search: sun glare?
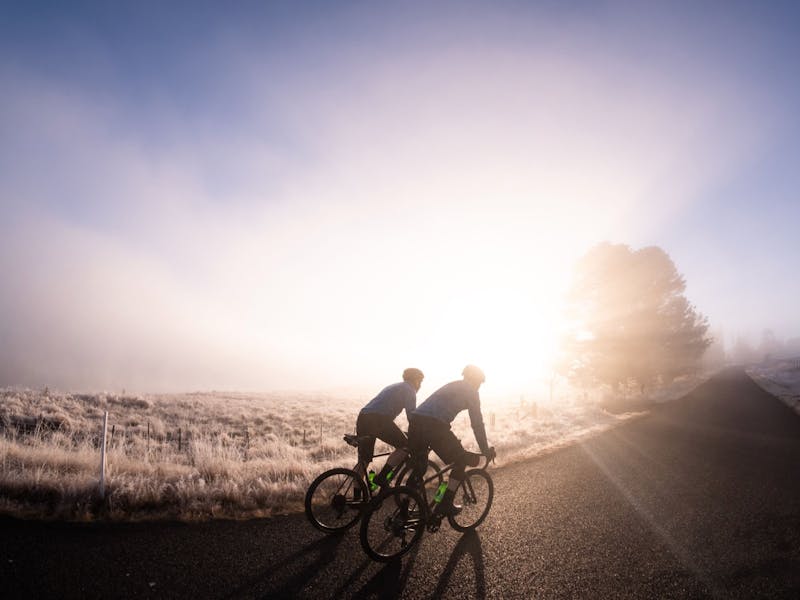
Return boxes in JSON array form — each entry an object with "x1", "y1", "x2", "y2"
[{"x1": 417, "y1": 285, "x2": 563, "y2": 398}]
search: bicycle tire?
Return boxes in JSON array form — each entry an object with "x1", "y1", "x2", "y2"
[
  {"x1": 305, "y1": 467, "x2": 368, "y2": 533},
  {"x1": 360, "y1": 485, "x2": 425, "y2": 562},
  {"x1": 447, "y1": 468, "x2": 493, "y2": 532},
  {"x1": 394, "y1": 458, "x2": 443, "y2": 498}
]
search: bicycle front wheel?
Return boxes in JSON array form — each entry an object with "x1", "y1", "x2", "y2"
[
  {"x1": 360, "y1": 485, "x2": 425, "y2": 562},
  {"x1": 305, "y1": 467, "x2": 367, "y2": 533},
  {"x1": 448, "y1": 468, "x2": 494, "y2": 532}
]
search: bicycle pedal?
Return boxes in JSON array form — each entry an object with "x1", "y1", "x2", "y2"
[{"x1": 427, "y1": 515, "x2": 443, "y2": 533}]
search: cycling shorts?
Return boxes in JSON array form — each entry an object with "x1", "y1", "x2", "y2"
[
  {"x1": 355, "y1": 412, "x2": 408, "y2": 463},
  {"x1": 407, "y1": 413, "x2": 466, "y2": 466}
]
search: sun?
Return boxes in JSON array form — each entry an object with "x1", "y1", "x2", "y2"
[{"x1": 417, "y1": 287, "x2": 563, "y2": 397}]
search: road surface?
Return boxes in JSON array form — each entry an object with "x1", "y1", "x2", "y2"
[{"x1": 2, "y1": 367, "x2": 799, "y2": 598}]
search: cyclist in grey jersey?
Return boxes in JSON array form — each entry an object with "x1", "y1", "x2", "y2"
[
  {"x1": 356, "y1": 368, "x2": 424, "y2": 487},
  {"x1": 360, "y1": 381, "x2": 417, "y2": 419},
  {"x1": 412, "y1": 381, "x2": 490, "y2": 452},
  {"x1": 409, "y1": 365, "x2": 495, "y2": 516}
]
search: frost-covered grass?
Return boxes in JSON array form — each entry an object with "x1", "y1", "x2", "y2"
[
  {"x1": 747, "y1": 358, "x2": 800, "y2": 414},
  {"x1": 0, "y1": 389, "x2": 357, "y2": 520},
  {"x1": 0, "y1": 379, "x2": 703, "y2": 521}
]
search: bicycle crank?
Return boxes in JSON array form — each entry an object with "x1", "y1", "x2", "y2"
[{"x1": 427, "y1": 514, "x2": 443, "y2": 533}]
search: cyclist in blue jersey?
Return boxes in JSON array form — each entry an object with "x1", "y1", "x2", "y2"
[
  {"x1": 355, "y1": 367, "x2": 425, "y2": 488},
  {"x1": 408, "y1": 365, "x2": 496, "y2": 516}
]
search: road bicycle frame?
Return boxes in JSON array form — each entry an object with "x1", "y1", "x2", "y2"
[{"x1": 396, "y1": 453, "x2": 493, "y2": 531}]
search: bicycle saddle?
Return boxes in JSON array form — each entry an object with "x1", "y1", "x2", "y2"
[{"x1": 343, "y1": 433, "x2": 373, "y2": 447}]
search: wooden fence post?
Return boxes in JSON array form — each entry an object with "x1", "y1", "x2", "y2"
[
  {"x1": 178, "y1": 427, "x2": 182, "y2": 452},
  {"x1": 99, "y1": 411, "x2": 109, "y2": 499},
  {"x1": 146, "y1": 421, "x2": 150, "y2": 460}
]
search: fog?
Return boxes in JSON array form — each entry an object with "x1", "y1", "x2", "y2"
[{"x1": 1, "y1": 2, "x2": 798, "y2": 393}]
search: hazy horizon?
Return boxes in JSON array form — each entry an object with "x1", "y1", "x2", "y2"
[{"x1": 2, "y1": 2, "x2": 799, "y2": 394}]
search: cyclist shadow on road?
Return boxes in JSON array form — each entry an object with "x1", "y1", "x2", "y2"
[
  {"x1": 432, "y1": 530, "x2": 486, "y2": 599},
  {"x1": 348, "y1": 544, "x2": 421, "y2": 599},
  {"x1": 348, "y1": 530, "x2": 485, "y2": 599},
  {"x1": 225, "y1": 533, "x2": 347, "y2": 599}
]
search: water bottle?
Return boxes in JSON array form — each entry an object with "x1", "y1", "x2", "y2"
[{"x1": 434, "y1": 481, "x2": 448, "y2": 503}]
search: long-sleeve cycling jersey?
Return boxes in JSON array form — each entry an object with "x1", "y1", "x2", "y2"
[
  {"x1": 359, "y1": 381, "x2": 417, "y2": 420},
  {"x1": 412, "y1": 380, "x2": 489, "y2": 453}
]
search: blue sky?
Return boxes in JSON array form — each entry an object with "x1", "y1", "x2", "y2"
[{"x1": 1, "y1": 1, "x2": 798, "y2": 393}]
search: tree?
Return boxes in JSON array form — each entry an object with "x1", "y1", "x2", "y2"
[
  {"x1": 560, "y1": 242, "x2": 711, "y2": 395},
  {"x1": 702, "y1": 327, "x2": 727, "y2": 371},
  {"x1": 758, "y1": 329, "x2": 784, "y2": 363},
  {"x1": 730, "y1": 335, "x2": 758, "y2": 365}
]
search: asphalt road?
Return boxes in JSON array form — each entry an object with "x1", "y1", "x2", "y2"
[{"x1": 2, "y1": 367, "x2": 799, "y2": 599}]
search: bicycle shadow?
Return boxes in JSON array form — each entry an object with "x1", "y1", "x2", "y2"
[
  {"x1": 224, "y1": 532, "x2": 347, "y2": 599},
  {"x1": 432, "y1": 530, "x2": 486, "y2": 599},
  {"x1": 342, "y1": 527, "x2": 486, "y2": 599},
  {"x1": 348, "y1": 543, "x2": 421, "y2": 599}
]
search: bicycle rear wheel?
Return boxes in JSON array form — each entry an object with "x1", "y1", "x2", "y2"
[
  {"x1": 360, "y1": 486, "x2": 425, "y2": 562},
  {"x1": 447, "y1": 468, "x2": 494, "y2": 532},
  {"x1": 305, "y1": 467, "x2": 368, "y2": 533}
]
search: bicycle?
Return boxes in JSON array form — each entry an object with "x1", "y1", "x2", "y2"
[
  {"x1": 305, "y1": 433, "x2": 443, "y2": 534},
  {"x1": 359, "y1": 451, "x2": 494, "y2": 562}
]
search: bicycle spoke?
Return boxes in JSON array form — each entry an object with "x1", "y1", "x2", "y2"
[
  {"x1": 448, "y1": 469, "x2": 493, "y2": 532},
  {"x1": 305, "y1": 468, "x2": 366, "y2": 533},
  {"x1": 360, "y1": 486, "x2": 425, "y2": 561}
]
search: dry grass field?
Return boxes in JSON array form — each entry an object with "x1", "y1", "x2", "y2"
[{"x1": 0, "y1": 383, "x2": 680, "y2": 521}]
